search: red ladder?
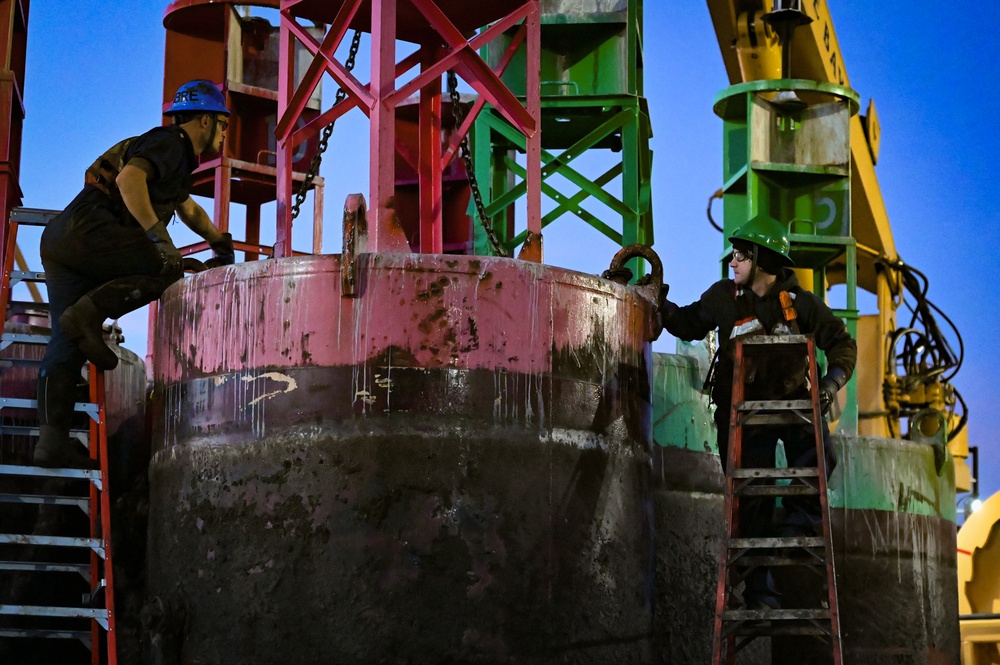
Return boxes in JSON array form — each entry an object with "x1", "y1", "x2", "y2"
[
  {"x1": 0, "y1": 207, "x2": 118, "y2": 664},
  {"x1": 711, "y1": 335, "x2": 842, "y2": 664}
]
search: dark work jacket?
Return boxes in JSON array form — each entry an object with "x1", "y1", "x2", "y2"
[{"x1": 664, "y1": 269, "x2": 857, "y2": 418}]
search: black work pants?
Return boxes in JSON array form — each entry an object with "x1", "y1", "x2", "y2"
[
  {"x1": 39, "y1": 186, "x2": 180, "y2": 376},
  {"x1": 715, "y1": 410, "x2": 838, "y2": 538}
]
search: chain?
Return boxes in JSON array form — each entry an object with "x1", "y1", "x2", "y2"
[
  {"x1": 291, "y1": 30, "x2": 363, "y2": 220},
  {"x1": 447, "y1": 71, "x2": 506, "y2": 257}
]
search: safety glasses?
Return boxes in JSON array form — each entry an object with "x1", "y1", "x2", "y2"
[{"x1": 732, "y1": 247, "x2": 752, "y2": 263}]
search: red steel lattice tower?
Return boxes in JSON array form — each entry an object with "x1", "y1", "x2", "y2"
[{"x1": 275, "y1": 0, "x2": 542, "y2": 259}]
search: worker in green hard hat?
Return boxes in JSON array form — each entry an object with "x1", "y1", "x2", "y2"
[{"x1": 660, "y1": 213, "x2": 857, "y2": 610}]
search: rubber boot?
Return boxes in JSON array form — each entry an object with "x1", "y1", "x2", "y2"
[
  {"x1": 33, "y1": 367, "x2": 95, "y2": 469},
  {"x1": 59, "y1": 294, "x2": 119, "y2": 370}
]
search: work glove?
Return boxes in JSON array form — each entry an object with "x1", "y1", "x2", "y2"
[
  {"x1": 205, "y1": 233, "x2": 235, "y2": 268},
  {"x1": 146, "y1": 221, "x2": 183, "y2": 277},
  {"x1": 658, "y1": 284, "x2": 678, "y2": 326},
  {"x1": 818, "y1": 366, "x2": 848, "y2": 415}
]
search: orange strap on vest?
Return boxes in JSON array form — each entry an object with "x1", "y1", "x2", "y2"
[{"x1": 779, "y1": 290, "x2": 798, "y2": 322}]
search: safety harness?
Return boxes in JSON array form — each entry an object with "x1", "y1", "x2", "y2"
[{"x1": 703, "y1": 284, "x2": 801, "y2": 397}]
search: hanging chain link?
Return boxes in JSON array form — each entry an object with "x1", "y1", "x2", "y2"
[
  {"x1": 447, "y1": 71, "x2": 506, "y2": 257},
  {"x1": 291, "y1": 30, "x2": 363, "y2": 221}
]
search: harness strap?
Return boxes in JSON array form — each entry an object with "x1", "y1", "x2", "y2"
[{"x1": 779, "y1": 290, "x2": 798, "y2": 322}]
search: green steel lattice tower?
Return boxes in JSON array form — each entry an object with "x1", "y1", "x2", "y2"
[{"x1": 473, "y1": 0, "x2": 652, "y2": 261}]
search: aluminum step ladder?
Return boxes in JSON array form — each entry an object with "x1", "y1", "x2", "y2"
[
  {"x1": 711, "y1": 335, "x2": 842, "y2": 665},
  {"x1": 0, "y1": 207, "x2": 118, "y2": 664}
]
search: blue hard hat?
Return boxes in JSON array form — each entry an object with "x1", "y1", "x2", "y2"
[{"x1": 165, "y1": 80, "x2": 231, "y2": 116}]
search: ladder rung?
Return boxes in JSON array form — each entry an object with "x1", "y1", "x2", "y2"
[
  {"x1": 730, "y1": 536, "x2": 826, "y2": 550},
  {"x1": 737, "y1": 334, "x2": 810, "y2": 346},
  {"x1": 729, "y1": 623, "x2": 832, "y2": 637},
  {"x1": 731, "y1": 467, "x2": 819, "y2": 480},
  {"x1": 739, "y1": 399, "x2": 813, "y2": 412},
  {"x1": 0, "y1": 604, "x2": 109, "y2": 629},
  {"x1": 0, "y1": 425, "x2": 92, "y2": 447},
  {"x1": 0, "y1": 627, "x2": 93, "y2": 643},
  {"x1": 10, "y1": 208, "x2": 61, "y2": 226},
  {"x1": 722, "y1": 608, "x2": 830, "y2": 622},
  {"x1": 736, "y1": 484, "x2": 819, "y2": 497},
  {"x1": 0, "y1": 493, "x2": 90, "y2": 510},
  {"x1": 9, "y1": 270, "x2": 46, "y2": 283},
  {"x1": 0, "y1": 398, "x2": 101, "y2": 421},
  {"x1": 0, "y1": 560, "x2": 92, "y2": 577},
  {"x1": 0, "y1": 533, "x2": 105, "y2": 557},
  {"x1": 0, "y1": 465, "x2": 102, "y2": 489},
  {"x1": 741, "y1": 413, "x2": 813, "y2": 426},
  {"x1": 731, "y1": 554, "x2": 827, "y2": 568}
]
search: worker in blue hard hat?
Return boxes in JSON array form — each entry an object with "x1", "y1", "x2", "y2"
[
  {"x1": 33, "y1": 80, "x2": 237, "y2": 468},
  {"x1": 660, "y1": 213, "x2": 857, "y2": 610}
]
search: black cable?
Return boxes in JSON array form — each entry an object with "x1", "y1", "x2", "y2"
[
  {"x1": 706, "y1": 189, "x2": 724, "y2": 233},
  {"x1": 879, "y1": 256, "x2": 968, "y2": 443},
  {"x1": 950, "y1": 388, "x2": 968, "y2": 442},
  {"x1": 882, "y1": 258, "x2": 963, "y2": 379}
]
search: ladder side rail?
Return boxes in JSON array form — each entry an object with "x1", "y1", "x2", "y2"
[
  {"x1": 727, "y1": 340, "x2": 748, "y2": 663},
  {"x1": 92, "y1": 368, "x2": 117, "y2": 664},
  {"x1": 711, "y1": 339, "x2": 748, "y2": 665},
  {"x1": 807, "y1": 338, "x2": 843, "y2": 663},
  {"x1": 89, "y1": 376, "x2": 101, "y2": 665}
]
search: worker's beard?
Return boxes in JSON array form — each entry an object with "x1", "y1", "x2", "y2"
[{"x1": 203, "y1": 122, "x2": 223, "y2": 158}]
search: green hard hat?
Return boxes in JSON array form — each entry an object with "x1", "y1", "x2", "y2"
[{"x1": 728, "y1": 214, "x2": 794, "y2": 265}]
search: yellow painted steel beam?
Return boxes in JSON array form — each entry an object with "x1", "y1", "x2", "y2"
[
  {"x1": 960, "y1": 621, "x2": 1000, "y2": 665},
  {"x1": 958, "y1": 491, "x2": 1000, "y2": 614},
  {"x1": 958, "y1": 490, "x2": 1000, "y2": 663}
]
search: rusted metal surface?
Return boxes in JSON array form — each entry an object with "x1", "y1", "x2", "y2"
[
  {"x1": 153, "y1": 253, "x2": 657, "y2": 383},
  {"x1": 341, "y1": 194, "x2": 368, "y2": 297},
  {"x1": 822, "y1": 509, "x2": 957, "y2": 665},
  {"x1": 517, "y1": 229, "x2": 543, "y2": 263},
  {"x1": 147, "y1": 254, "x2": 658, "y2": 663}
]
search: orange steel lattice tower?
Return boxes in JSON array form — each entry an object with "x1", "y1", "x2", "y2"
[
  {"x1": 0, "y1": 0, "x2": 27, "y2": 261},
  {"x1": 163, "y1": 0, "x2": 327, "y2": 261}
]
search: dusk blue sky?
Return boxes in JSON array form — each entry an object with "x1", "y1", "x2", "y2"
[{"x1": 16, "y1": 3, "x2": 1000, "y2": 506}]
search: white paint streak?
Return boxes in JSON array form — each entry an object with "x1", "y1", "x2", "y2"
[{"x1": 242, "y1": 372, "x2": 298, "y2": 406}]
